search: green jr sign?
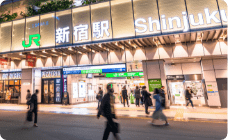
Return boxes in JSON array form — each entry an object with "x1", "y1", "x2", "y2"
[
  {"x1": 22, "y1": 34, "x2": 41, "y2": 48},
  {"x1": 148, "y1": 79, "x2": 162, "y2": 92},
  {"x1": 106, "y1": 72, "x2": 144, "y2": 78}
]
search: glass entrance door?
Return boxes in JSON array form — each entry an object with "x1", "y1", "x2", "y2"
[
  {"x1": 43, "y1": 80, "x2": 55, "y2": 104},
  {"x1": 43, "y1": 80, "x2": 49, "y2": 104},
  {"x1": 49, "y1": 80, "x2": 55, "y2": 104}
]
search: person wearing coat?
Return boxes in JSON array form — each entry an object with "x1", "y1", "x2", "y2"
[
  {"x1": 159, "y1": 86, "x2": 166, "y2": 109},
  {"x1": 26, "y1": 90, "x2": 31, "y2": 109},
  {"x1": 142, "y1": 86, "x2": 151, "y2": 114},
  {"x1": 151, "y1": 88, "x2": 169, "y2": 126},
  {"x1": 122, "y1": 86, "x2": 129, "y2": 107},
  {"x1": 185, "y1": 86, "x2": 195, "y2": 108},
  {"x1": 97, "y1": 85, "x2": 120, "y2": 140},
  {"x1": 30, "y1": 89, "x2": 39, "y2": 127},
  {"x1": 134, "y1": 86, "x2": 141, "y2": 107}
]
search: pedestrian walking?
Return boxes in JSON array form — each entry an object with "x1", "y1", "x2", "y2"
[
  {"x1": 97, "y1": 85, "x2": 120, "y2": 140},
  {"x1": 134, "y1": 86, "x2": 141, "y2": 107},
  {"x1": 151, "y1": 88, "x2": 169, "y2": 126},
  {"x1": 159, "y1": 86, "x2": 166, "y2": 109},
  {"x1": 26, "y1": 90, "x2": 31, "y2": 109},
  {"x1": 142, "y1": 86, "x2": 151, "y2": 114},
  {"x1": 96, "y1": 87, "x2": 103, "y2": 109},
  {"x1": 185, "y1": 86, "x2": 195, "y2": 109},
  {"x1": 122, "y1": 86, "x2": 129, "y2": 107},
  {"x1": 30, "y1": 89, "x2": 39, "y2": 127}
]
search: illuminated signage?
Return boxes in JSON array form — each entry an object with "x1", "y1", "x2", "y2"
[
  {"x1": 42, "y1": 70, "x2": 61, "y2": 78},
  {"x1": 2, "y1": 73, "x2": 21, "y2": 80},
  {"x1": 22, "y1": 34, "x2": 41, "y2": 48},
  {"x1": 57, "y1": 20, "x2": 110, "y2": 44},
  {"x1": 106, "y1": 72, "x2": 144, "y2": 78},
  {"x1": 135, "y1": 8, "x2": 226, "y2": 33},
  {"x1": 63, "y1": 64, "x2": 126, "y2": 75}
]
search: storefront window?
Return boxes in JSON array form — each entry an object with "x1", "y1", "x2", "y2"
[{"x1": 0, "y1": 22, "x2": 12, "y2": 52}]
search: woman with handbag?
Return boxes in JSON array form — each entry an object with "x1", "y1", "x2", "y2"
[{"x1": 151, "y1": 88, "x2": 169, "y2": 126}]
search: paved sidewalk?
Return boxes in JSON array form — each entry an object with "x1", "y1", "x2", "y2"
[{"x1": 0, "y1": 103, "x2": 227, "y2": 122}]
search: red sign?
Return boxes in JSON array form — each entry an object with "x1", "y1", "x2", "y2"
[
  {"x1": 0, "y1": 58, "x2": 10, "y2": 66},
  {"x1": 26, "y1": 54, "x2": 36, "y2": 67}
]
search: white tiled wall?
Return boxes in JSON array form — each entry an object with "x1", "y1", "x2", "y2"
[{"x1": 182, "y1": 62, "x2": 202, "y2": 75}]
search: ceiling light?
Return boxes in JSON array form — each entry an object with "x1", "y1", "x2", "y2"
[
  {"x1": 42, "y1": 50, "x2": 46, "y2": 53},
  {"x1": 52, "y1": 49, "x2": 56, "y2": 52},
  {"x1": 99, "y1": 44, "x2": 102, "y2": 48},
  {"x1": 30, "y1": 51, "x2": 35, "y2": 55},
  {"x1": 78, "y1": 51, "x2": 82, "y2": 54},
  {"x1": 19, "y1": 52, "x2": 23, "y2": 56},
  {"x1": 62, "y1": 53, "x2": 67, "y2": 56},
  {"x1": 68, "y1": 47, "x2": 72, "y2": 51},
  {"x1": 83, "y1": 46, "x2": 87, "y2": 49},
  {"x1": 92, "y1": 50, "x2": 95, "y2": 53}
]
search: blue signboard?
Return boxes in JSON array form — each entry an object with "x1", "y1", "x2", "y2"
[{"x1": 63, "y1": 64, "x2": 126, "y2": 75}]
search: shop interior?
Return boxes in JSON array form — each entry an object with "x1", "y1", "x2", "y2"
[{"x1": 167, "y1": 74, "x2": 206, "y2": 106}]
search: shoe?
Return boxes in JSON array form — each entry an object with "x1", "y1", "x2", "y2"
[
  {"x1": 33, "y1": 124, "x2": 38, "y2": 127},
  {"x1": 146, "y1": 112, "x2": 150, "y2": 115},
  {"x1": 164, "y1": 123, "x2": 169, "y2": 126}
]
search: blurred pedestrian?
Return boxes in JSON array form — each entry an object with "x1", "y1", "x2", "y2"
[
  {"x1": 96, "y1": 87, "x2": 103, "y2": 109},
  {"x1": 30, "y1": 89, "x2": 39, "y2": 127},
  {"x1": 159, "y1": 86, "x2": 166, "y2": 109},
  {"x1": 142, "y1": 86, "x2": 151, "y2": 114},
  {"x1": 26, "y1": 90, "x2": 31, "y2": 109},
  {"x1": 151, "y1": 88, "x2": 169, "y2": 126},
  {"x1": 122, "y1": 86, "x2": 129, "y2": 107},
  {"x1": 134, "y1": 86, "x2": 140, "y2": 107},
  {"x1": 185, "y1": 86, "x2": 195, "y2": 109},
  {"x1": 97, "y1": 85, "x2": 120, "y2": 140}
]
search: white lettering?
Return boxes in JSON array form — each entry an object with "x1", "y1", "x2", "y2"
[
  {"x1": 182, "y1": 12, "x2": 190, "y2": 32},
  {"x1": 220, "y1": 10, "x2": 227, "y2": 22},
  {"x1": 161, "y1": 15, "x2": 167, "y2": 30},
  {"x1": 93, "y1": 20, "x2": 110, "y2": 39},
  {"x1": 189, "y1": 14, "x2": 204, "y2": 26},
  {"x1": 135, "y1": 18, "x2": 147, "y2": 33},
  {"x1": 168, "y1": 17, "x2": 182, "y2": 29},
  {"x1": 204, "y1": 8, "x2": 220, "y2": 24},
  {"x1": 148, "y1": 17, "x2": 161, "y2": 32},
  {"x1": 74, "y1": 24, "x2": 89, "y2": 41},
  {"x1": 56, "y1": 26, "x2": 70, "y2": 43}
]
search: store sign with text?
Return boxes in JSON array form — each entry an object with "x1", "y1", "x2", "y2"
[
  {"x1": 63, "y1": 64, "x2": 126, "y2": 75},
  {"x1": 148, "y1": 79, "x2": 162, "y2": 92},
  {"x1": 2, "y1": 73, "x2": 21, "y2": 80},
  {"x1": 106, "y1": 72, "x2": 144, "y2": 78},
  {"x1": 42, "y1": 70, "x2": 61, "y2": 79}
]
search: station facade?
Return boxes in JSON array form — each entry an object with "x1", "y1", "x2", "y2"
[{"x1": 0, "y1": 0, "x2": 227, "y2": 108}]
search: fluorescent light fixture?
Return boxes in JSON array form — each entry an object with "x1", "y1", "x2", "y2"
[
  {"x1": 63, "y1": 53, "x2": 67, "y2": 56},
  {"x1": 30, "y1": 51, "x2": 35, "y2": 55},
  {"x1": 42, "y1": 50, "x2": 47, "y2": 53},
  {"x1": 19, "y1": 52, "x2": 24, "y2": 56},
  {"x1": 78, "y1": 51, "x2": 82, "y2": 54},
  {"x1": 68, "y1": 47, "x2": 73, "y2": 51},
  {"x1": 52, "y1": 49, "x2": 56, "y2": 52},
  {"x1": 83, "y1": 46, "x2": 87, "y2": 49}
]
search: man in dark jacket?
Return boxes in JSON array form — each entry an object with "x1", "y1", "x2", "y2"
[
  {"x1": 30, "y1": 89, "x2": 39, "y2": 127},
  {"x1": 122, "y1": 86, "x2": 129, "y2": 107},
  {"x1": 185, "y1": 86, "x2": 194, "y2": 108},
  {"x1": 97, "y1": 87, "x2": 103, "y2": 109},
  {"x1": 142, "y1": 86, "x2": 151, "y2": 114},
  {"x1": 134, "y1": 86, "x2": 141, "y2": 107},
  {"x1": 159, "y1": 86, "x2": 166, "y2": 108},
  {"x1": 97, "y1": 85, "x2": 120, "y2": 140}
]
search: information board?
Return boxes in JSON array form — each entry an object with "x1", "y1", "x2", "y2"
[{"x1": 148, "y1": 79, "x2": 162, "y2": 92}]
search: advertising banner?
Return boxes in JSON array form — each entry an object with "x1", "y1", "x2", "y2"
[{"x1": 148, "y1": 79, "x2": 162, "y2": 92}]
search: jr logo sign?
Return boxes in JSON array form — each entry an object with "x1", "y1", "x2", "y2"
[{"x1": 22, "y1": 34, "x2": 41, "y2": 48}]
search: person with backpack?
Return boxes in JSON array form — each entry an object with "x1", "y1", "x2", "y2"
[
  {"x1": 97, "y1": 85, "x2": 120, "y2": 140},
  {"x1": 185, "y1": 86, "x2": 195, "y2": 109},
  {"x1": 96, "y1": 87, "x2": 103, "y2": 109},
  {"x1": 151, "y1": 88, "x2": 169, "y2": 126},
  {"x1": 30, "y1": 89, "x2": 39, "y2": 127},
  {"x1": 26, "y1": 90, "x2": 31, "y2": 109},
  {"x1": 122, "y1": 86, "x2": 129, "y2": 107}
]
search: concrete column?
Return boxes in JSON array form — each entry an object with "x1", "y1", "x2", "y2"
[
  {"x1": 143, "y1": 60, "x2": 169, "y2": 108},
  {"x1": 21, "y1": 69, "x2": 33, "y2": 104},
  {"x1": 201, "y1": 59, "x2": 227, "y2": 107},
  {"x1": 21, "y1": 68, "x2": 42, "y2": 104}
]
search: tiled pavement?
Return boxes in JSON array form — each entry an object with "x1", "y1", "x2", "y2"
[{"x1": 0, "y1": 102, "x2": 227, "y2": 122}]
